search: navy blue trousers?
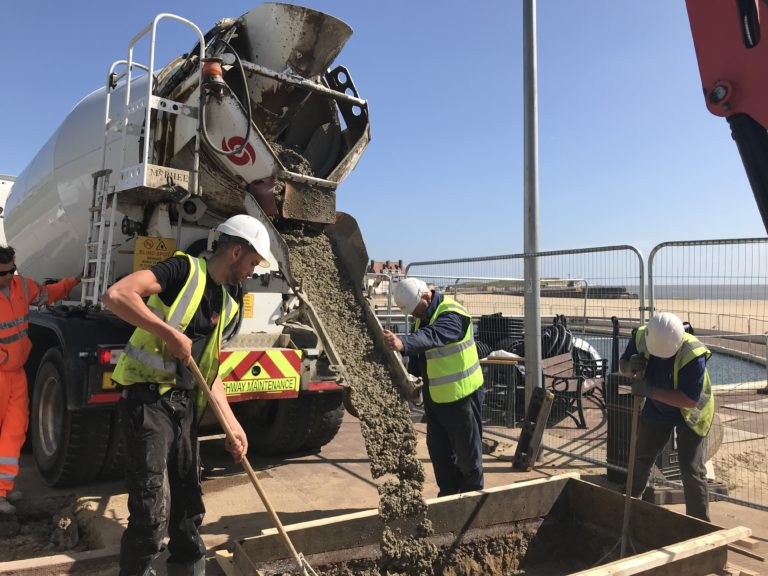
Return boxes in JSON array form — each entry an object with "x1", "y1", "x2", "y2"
[{"x1": 423, "y1": 386, "x2": 485, "y2": 497}]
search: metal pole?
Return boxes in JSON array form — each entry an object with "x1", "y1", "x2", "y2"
[{"x1": 523, "y1": 0, "x2": 542, "y2": 409}]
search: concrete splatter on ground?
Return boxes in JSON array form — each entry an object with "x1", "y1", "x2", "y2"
[
  {"x1": 282, "y1": 226, "x2": 438, "y2": 575},
  {"x1": 0, "y1": 496, "x2": 84, "y2": 562}
]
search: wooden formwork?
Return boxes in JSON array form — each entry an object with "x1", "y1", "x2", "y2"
[{"x1": 225, "y1": 474, "x2": 750, "y2": 576}]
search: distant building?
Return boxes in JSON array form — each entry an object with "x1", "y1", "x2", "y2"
[
  {"x1": 366, "y1": 259, "x2": 405, "y2": 296},
  {"x1": 367, "y1": 259, "x2": 405, "y2": 275}
]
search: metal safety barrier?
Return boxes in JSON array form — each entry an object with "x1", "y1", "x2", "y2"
[{"x1": 374, "y1": 238, "x2": 768, "y2": 511}]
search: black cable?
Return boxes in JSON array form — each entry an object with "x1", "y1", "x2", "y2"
[{"x1": 200, "y1": 37, "x2": 253, "y2": 157}]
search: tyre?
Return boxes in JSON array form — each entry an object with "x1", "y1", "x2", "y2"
[
  {"x1": 241, "y1": 398, "x2": 313, "y2": 456},
  {"x1": 97, "y1": 410, "x2": 126, "y2": 481},
  {"x1": 31, "y1": 349, "x2": 111, "y2": 486},
  {"x1": 300, "y1": 393, "x2": 345, "y2": 452}
]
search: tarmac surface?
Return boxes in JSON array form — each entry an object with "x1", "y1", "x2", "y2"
[{"x1": 4, "y1": 416, "x2": 768, "y2": 575}]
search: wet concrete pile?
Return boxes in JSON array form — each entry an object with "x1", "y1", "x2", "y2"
[
  {"x1": 270, "y1": 529, "x2": 534, "y2": 576},
  {"x1": 283, "y1": 227, "x2": 438, "y2": 575},
  {"x1": 0, "y1": 496, "x2": 85, "y2": 562}
]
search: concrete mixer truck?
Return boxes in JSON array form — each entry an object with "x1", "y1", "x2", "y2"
[
  {"x1": 0, "y1": 175, "x2": 13, "y2": 245},
  {"x1": 4, "y1": 3, "x2": 380, "y2": 486}
]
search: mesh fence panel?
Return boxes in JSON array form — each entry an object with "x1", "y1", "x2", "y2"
[
  {"x1": 370, "y1": 239, "x2": 768, "y2": 511},
  {"x1": 648, "y1": 239, "x2": 768, "y2": 510}
]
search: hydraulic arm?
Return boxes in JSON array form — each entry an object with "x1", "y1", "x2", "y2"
[{"x1": 686, "y1": 0, "x2": 768, "y2": 232}]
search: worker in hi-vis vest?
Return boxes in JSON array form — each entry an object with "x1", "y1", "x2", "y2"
[
  {"x1": 383, "y1": 277, "x2": 485, "y2": 497},
  {"x1": 104, "y1": 215, "x2": 273, "y2": 576},
  {"x1": 620, "y1": 312, "x2": 715, "y2": 521},
  {"x1": 0, "y1": 245, "x2": 79, "y2": 516}
]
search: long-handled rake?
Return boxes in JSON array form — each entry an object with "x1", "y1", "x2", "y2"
[
  {"x1": 188, "y1": 359, "x2": 318, "y2": 576},
  {"x1": 595, "y1": 388, "x2": 643, "y2": 565}
]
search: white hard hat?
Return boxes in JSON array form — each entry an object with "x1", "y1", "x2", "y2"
[
  {"x1": 394, "y1": 277, "x2": 428, "y2": 315},
  {"x1": 216, "y1": 214, "x2": 273, "y2": 268},
  {"x1": 646, "y1": 312, "x2": 685, "y2": 358}
]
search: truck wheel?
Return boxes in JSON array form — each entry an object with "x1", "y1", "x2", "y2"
[
  {"x1": 97, "y1": 410, "x2": 126, "y2": 480},
  {"x1": 31, "y1": 349, "x2": 111, "y2": 486},
  {"x1": 300, "y1": 393, "x2": 345, "y2": 451},
  {"x1": 243, "y1": 399, "x2": 312, "y2": 456}
]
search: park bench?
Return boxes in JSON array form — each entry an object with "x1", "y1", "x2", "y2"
[{"x1": 542, "y1": 352, "x2": 607, "y2": 428}]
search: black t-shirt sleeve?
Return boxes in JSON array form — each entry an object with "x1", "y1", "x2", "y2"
[{"x1": 150, "y1": 255, "x2": 190, "y2": 307}]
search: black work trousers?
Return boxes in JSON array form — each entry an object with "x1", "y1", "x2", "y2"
[
  {"x1": 423, "y1": 386, "x2": 485, "y2": 497},
  {"x1": 118, "y1": 386, "x2": 205, "y2": 576},
  {"x1": 630, "y1": 416, "x2": 710, "y2": 521}
]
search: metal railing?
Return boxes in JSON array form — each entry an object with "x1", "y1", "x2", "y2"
[{"x1": 647, "y1": 238, "x2": 768, "y2": 510}]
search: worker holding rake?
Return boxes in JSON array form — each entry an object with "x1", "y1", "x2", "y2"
[
  {"x1": 620, "y1": 312, "x2": 715, "y2": 521},
  {"x1": 105, "y1": 215, "x2": 272, "y2": 576}
]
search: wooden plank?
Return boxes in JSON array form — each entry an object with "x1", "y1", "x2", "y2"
[
  {"x1": 734, "y1": 537, "x2": 761, "y2": 550},
  {"x1": 236, "y1": 474, "x2": 576, "y2": 565},
  {"x1": 480, "y1": 358, "x2": 523, "y2": 366},
  {"x1": 566, "y1": 479, "x2": 714, "y2": 549},
  {"x1": 635, "y1": 547, "x2": 727, "y2": 576},
  {"x1": 724, "y1": 562, "x2": 759, "y2": 576},
  {"x1": 570, "y1": 526, "x2": 750, "y2": 576},
  {"x1": 727, "y1": 544, "x2": 765, "y2": 562},
  {"x1": 0, "y1": 545, "x2": 121, "y2": 576},
  {"x1": 215, "y1": 549, "x2": 244, "y2": 576}
]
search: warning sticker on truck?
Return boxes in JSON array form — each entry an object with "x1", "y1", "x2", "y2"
[
  {"x1": 133, "y1": 236, "x2": 176, "y2": 271},
  {"x1": 219, "y1": 349, "x2": 302, "y2": 400}
]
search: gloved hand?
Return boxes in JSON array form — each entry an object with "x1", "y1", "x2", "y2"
[
  {"x1": 631, "y1": 377, "x2": 654, "y2": 398},
  {"x1": 629, "y1": 354, "x2": 648, "y2": 374}
]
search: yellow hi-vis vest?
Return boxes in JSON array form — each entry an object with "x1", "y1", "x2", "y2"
[
  {"x1": 415, "y1": 296, "x2": 484, "y2": 403},
  {"x1": 112, "y1": 252, "x2": 239, "y2": 419},
  {"x1": 636, "y1": 326, "x2": 714, "y2": 437}
]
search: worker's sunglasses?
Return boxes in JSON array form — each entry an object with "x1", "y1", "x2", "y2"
[{"x1": 0, "y1": 266, "x2": 17, "y2": 277}]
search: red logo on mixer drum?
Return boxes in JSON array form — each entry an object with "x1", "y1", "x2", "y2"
[{"x1": 222, "y1": 137, "x2": 256, "y2": 166}]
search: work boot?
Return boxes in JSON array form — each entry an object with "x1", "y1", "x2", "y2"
[
  {"x1": 166, "y1": 558, "x2": 205, "y2": 576},
  {"x1": 6, "y1": 490, "x2": 22, "y2": 503},
  {"x1": 0, "y1": 497, "x2": 16, "y2": 515}
]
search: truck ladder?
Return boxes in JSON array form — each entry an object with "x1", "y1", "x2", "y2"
[
  {"x1": 81, "y1": 16, "x2": 206, "y2": 307},
  {"x1": 81, "y1": 169, "x2": 117, "y2": 307},
  {"x1": 111, "y1": 15, "x2": 205, "y2": 200}
]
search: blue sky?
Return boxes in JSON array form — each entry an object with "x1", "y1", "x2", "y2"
[{"x1": 0, "y1": 1, "x2": 764, "y2": 264}]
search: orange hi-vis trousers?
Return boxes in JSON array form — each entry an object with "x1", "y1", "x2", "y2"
[{"x1": 0, "y1": 368, "x2": 28, "y2": 497}]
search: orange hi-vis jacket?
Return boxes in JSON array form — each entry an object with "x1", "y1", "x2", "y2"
[
  {"x1": 0, "y1": 274, "x2": 77, "y2": 497},
  {"x1": 0, "y1": 275, "x2": 78, "y2": 371}
]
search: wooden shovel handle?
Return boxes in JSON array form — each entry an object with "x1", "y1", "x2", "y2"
[
  {"x1": 186, "y1": 359, "x2": 303, "y2": 567},
  {"x1": 620, "y1": 393, "x2": 643, "y2": 558}
]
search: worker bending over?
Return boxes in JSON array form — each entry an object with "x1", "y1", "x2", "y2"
[
  {"x1": 620, "y1": 312, "x2": 714, "y2": 521},
  {"x1": 383, "y1": 278, "x2": 485, "y2": 497},
  {"x1": 104, "y1": 215, "x2": 273, "y2": 576},
  {"x1": 0, "y1": 245, "x2": 79, "y2": 515}
]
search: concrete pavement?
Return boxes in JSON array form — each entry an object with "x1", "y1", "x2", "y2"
[{"x1": 4, "y1": 416, "x2": 767, "y2": 575}]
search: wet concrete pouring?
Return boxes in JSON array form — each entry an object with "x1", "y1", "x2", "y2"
[
  {"x1": 278, "y1": 225, "x2": 599, "y2": 576},
  {"x1": 283, "y1": 227, "x2": 438, "y2": 575}
]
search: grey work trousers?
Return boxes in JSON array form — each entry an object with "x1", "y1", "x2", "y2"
[{"x1": 630, "y1": 416, "x2": 710, "y2": 521}]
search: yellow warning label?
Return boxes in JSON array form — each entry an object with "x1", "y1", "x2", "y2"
[
  {"x1": 224, "y1": 378, "x2": 296, "y2": 394},
  {"x1": 133, "y1": 236, "x2": 176, "y2": 271},
  {"x1": 102, "y1": 372, "x2": 115, "y2": 389},
  {"x1": 242, "y1": 293, "x2": 254, "y2": 318}
]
